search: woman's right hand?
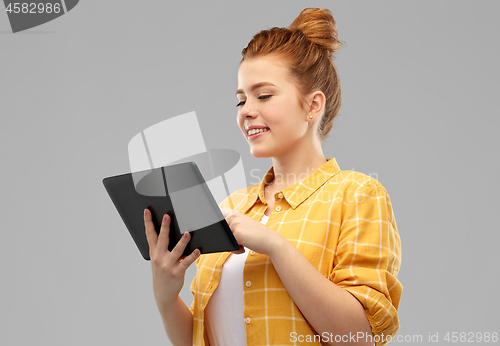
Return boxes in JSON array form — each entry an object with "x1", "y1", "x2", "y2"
[{"x1": 144, "y1": 208, "x2": 200, "y2": 308}]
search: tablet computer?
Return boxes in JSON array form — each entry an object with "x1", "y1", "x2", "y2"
[{"x1": 102, "y1": 161, "x2": 239, "y2": 260}]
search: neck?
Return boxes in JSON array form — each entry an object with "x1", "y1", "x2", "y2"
[{"x1": 268, "y1": 145, "x2": 327, "y2": 191}]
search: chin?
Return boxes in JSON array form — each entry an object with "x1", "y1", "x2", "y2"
[{"x1": 249, "y1": 148, "x2": 272, "y2": 158}]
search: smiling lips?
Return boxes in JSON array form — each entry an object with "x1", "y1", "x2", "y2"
[
  {"x1": 246, "y1": 126, "x2": 270, "y2": 140},
  {"x1": 245, "y1": 125, "x2": 270, "y2": 140},
  {"x1": 248, "y1": 128, "x2": 269, "y2": 136}
]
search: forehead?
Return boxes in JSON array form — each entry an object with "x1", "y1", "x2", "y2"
[{"x1": 237, "y1": 56, "x2": 293, "y2": 89}]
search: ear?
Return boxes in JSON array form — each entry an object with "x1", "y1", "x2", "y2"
[{"x1": 307, "y1": 90, "x2": 326, "y2": 121}]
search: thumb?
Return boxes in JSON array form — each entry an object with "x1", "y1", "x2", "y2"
[{"x1": 220, "y1": 207, "x2": 233, "y2": 218}]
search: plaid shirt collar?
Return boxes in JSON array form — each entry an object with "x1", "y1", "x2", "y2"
[{"x1": 239, "y1": 158, "x2": 341, "y2": 213}]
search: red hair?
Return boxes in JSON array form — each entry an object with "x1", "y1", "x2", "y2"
[{"x1": 241, "y1": 8, "x2": 344, "y2": 142}]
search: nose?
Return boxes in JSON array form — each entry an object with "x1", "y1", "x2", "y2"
[
  {"x1": 237, "y1": 101, "x2": 256, "y2": 135},
  {"x1": 238, "y1": 98, "x2": 257, "y2": 122}
]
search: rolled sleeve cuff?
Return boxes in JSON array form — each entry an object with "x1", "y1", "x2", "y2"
[{"x1": 339, "y1": 284, "x2": 401, "y2": 346}]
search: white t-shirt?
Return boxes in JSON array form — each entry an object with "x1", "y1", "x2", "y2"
[{"x1": 205, "y1": 214, "x2": 269, "y2": 345}]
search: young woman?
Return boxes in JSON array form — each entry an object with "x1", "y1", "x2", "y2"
[{"x1": 144, "y1": 8, "x2": 402, "y2": 346}]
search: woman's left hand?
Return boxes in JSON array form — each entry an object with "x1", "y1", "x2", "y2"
[{"x1": 220, "y1": 208, "x2": 285, "y2": 256}]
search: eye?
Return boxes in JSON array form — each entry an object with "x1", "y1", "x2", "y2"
[{"x1": 236, "y1": 95, "x2": 271, "y2": 108}]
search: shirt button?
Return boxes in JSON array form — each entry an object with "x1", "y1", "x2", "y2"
[
  {"x1": 276, "y1": 206, "x2": 281, "y2": 212},
  {"x1": 250, "y1": 251, "x2": 256, "y2": 256},
  {"x1": 246, "y1": 281, "x2": 252, "y2": 287},
  {"x1": 245, "y1": 317, "x2": 251, "y2": 324},
  {"x1": 277, "y1": 192, "x2": 283, "y2": 199}
]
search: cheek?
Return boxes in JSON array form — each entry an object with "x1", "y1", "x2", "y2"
[
  {"x1": 265, "y1": 104, "x2": 286, "y2": 128},
  {"x1": 237, "y1": 112, "x2": 245, "y2": 128},
  {"x1": 269, "y1": 105, "x2": 303, "y2": 134}
]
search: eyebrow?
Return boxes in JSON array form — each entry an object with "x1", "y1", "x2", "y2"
[{"x1": 235, "y1": 82, "x2": 277, "y2": 96}]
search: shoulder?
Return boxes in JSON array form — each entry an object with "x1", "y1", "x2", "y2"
[
  {"x1": 321, "y1": 170, "x2": 393, "y2": 207},
  {"x1": 327, "y1": 169, "x2": 389, "y2": 195}
]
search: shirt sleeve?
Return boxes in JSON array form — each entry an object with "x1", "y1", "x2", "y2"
[
  {"x1": 189, "y1": 276, "x2": 196, "y2": 316},
  {"x1": 189, "y1": 255, "x2": 203, "y2": 315},
  {"x1": 329, "y1": 182, "x2": 402, "y2": 345}
]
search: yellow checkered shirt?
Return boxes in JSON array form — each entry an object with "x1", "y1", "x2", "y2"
[{"x1": 190, "y1": 158, "x2": 402, "y2": 345}]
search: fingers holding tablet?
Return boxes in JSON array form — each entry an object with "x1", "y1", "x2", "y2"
[
  {"x1": 144, "y1": 209, "x2": 195, "y2": 305},
  {"x1": 158, "y1": 213, "x2": 172, "y2": 253},
  {"x1": 144, "y1": 208, "x2": 199, "y2": 266},
  {"x1": 171, "y1": 232, "x2": 200, "y2": 269},
  {"x1": 144, "y1": 208, "x2": 159, "y2": 257}
]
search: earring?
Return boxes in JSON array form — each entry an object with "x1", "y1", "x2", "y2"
[{"x1": 309, "y1": 115, "x2": 313, "y2": 119}]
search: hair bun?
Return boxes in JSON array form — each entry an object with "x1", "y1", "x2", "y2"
[{"x1": 288, "y1": 8, "x2": 342, "y2": 53}]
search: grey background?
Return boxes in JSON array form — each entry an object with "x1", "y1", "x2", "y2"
[{"x1": 1, "y1": 1, "x2": 499, "y2": 345}]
